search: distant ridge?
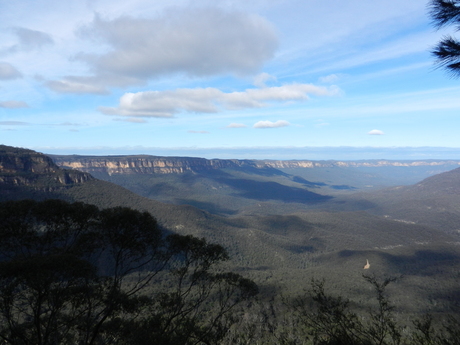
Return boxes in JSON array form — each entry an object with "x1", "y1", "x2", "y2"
[
  {"x1": 48, "y1": 153, "x2": 460, "y2": 216},
  {"x1": 0, "y1": 145, "x2": 93, "y2": 199},
  {"x1": 50, "y1": 154, "x2": 460, "y2": 176},
  {"x1": 344, "y1": 167, "x2": 460, "y2": 232}
]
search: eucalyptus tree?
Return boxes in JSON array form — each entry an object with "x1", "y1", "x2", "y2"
[{"x1": 0, "y1": 199, "x2": 257, "y2": 345}]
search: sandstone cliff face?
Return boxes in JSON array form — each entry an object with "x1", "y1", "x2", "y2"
[
  {"x1": 50, "y1": 154, "x2": 460, "y2": 176},
  {"x1": 0, "y1": 145, "x2": 93, "y2": 189},
  {"x1": 51, "y1": 156, "x2": 248, "y2": 175}
]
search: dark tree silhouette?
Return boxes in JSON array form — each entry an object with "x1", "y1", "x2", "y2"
[
  {"x1": 282, "y1": 275, "x2": 403, "y2": 345},
  {"x1": 0, "y1": 199, "x2": 257, "y2": 345},
  {"x1": 429, "y1": 0, "x2": 460, "y2": 76}
]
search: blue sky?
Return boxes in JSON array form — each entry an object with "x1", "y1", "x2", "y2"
[{"x1": 1, "y1": 0, "x2": 460, "y2": 160}]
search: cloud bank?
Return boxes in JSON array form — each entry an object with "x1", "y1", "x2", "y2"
[
  {"x1": 48, "y1": 7, "x2": 278, "y2": 93},
  {"x1": 99, "y1": 84, "x2": 339, "y2": 117}
]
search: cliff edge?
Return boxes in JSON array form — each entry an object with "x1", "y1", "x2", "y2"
[{"x1": 0, "y1": 145, "x2": 93, "y2": 191}]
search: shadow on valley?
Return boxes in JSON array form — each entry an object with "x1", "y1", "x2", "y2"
[
  {"x1": 280, "y1": 242, "x2": 316, "y2": 253},
  {"x1": 252, "y1": 214, "x2": 315, "y2": 236},
  {"x1": 292, "y1": 175, "x2": 327, "y2": 188},
  {"x1": 331, "y1": 184, "x2": 358, "y2": 190},
  {"x1": 215, "y1": 177, "x2": 333, "y2": 203},
  {"x1": 238, "y1": 166, "x2": 289, "y2": 177},
  {"x1": 382, "y1": 249, "x2": 460, "y2": 276},
  {"x1": 175, "y1": 198, "x2": 238, "y2": 215},
  {"x1": 293, "y1": 175, "x2": 357, "y2": 190}
]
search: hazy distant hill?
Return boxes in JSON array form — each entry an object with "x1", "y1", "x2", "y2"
[
  {"x1": 336, "y1": 167, "x2": 460, "y2": 233},
  {"x1": 50, "y1": 154, "x2": 460, "y2": 216},
  {"x1": 3, "y1": 145, "x2": 460, "y2": 315}
]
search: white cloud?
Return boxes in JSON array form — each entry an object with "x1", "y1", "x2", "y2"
[
  {"x1": 113, "y1": 118, "x2": 148, "y2": 123},
  {"x1": 9, "y1": 27, "x2": 54, "y2": 52},
  {"x1": 253, "y1": 120, "x2": 290, "y2": 128},
  {"x1": 0, "y1": 62, "x2": 22, "y2": 80},
  {"x1": 368, "y1": 129, "x2": 384, "y2": 135},
  {"x1": 68, "y1": 8, "x2": 277, "y2": 89},
  {"x1": 46, "y1": 79, "x2": 108, "y2": 94},
  {"x1": 0, "y1": 121, "x2": 28, "y2": 126},
  {"x1": 227, "y1": 123, "x2": 247, "y2": 128},
  {"x1": 0, "y1": 100, "x2": 29, "y2": 108},
  {"x1": 319, "y1": 74, "x2": 340, "y2": 84},
  {"x1": 188, "y1": 130, "x2": 210, "y2": 134},
  {"x1": 99, "y1": 83, "x2": 339, "y2": 117},
  {"x1": 57, "y1": 122, "x2": 83, "y2": 126},
  {"x1": 253, "y1": 72, "x2": 277, "y2": 87}
]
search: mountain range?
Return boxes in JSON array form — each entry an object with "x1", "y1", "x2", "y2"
[{"x1": 2, "y1": 144, "x2": 460, "y2": 316}]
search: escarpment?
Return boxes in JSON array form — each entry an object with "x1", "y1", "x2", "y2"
[
  {"x1": 0, "y1": 145, "x2": 93, "y2": 190},
  {"x1": 50, "y1": 154, "x2": 460, "y2": 176}
]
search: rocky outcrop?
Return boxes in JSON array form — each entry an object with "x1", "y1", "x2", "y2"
[
  {"x1": 51, "y1": 156, "x2": 258, "y2": 175},
  {"x1": 50, "y1": 154, "x2": 460, "y2": 176},
  {"x1": 0, "y1": 145, "x2": 93, "y2": 190}
]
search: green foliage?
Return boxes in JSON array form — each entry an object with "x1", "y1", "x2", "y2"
[
  {"x1": 410, "y1": 314, "x2": 460, "y2": 345},
  {"x1": 0, "y1": 199, "x2": 257, "y2": 345},
  {"x1": 429, "y1": 0, "x2": 460, "y2": 76},
  {"x1": 260, "y1": 275, "x2": 404, "y2": 345},
  {"x1": 219, "y1": 275, "x2": 460, "y2": 345}
]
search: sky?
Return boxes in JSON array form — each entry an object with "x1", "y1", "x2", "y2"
[{"x1": 1, "y1": 0, "x2": 460, "y2": 160}]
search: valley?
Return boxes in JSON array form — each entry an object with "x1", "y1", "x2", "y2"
[
  {"x1": 2, "y1": 145, "x2": 460, "y2": 329},
  {"x1": 51, "y1": 154, "x2": 460, "y2": 216}
]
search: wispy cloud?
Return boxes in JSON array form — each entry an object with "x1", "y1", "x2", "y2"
[
  {"x1": 113, "y1": 118, "x2": 148, "y2": 123},
  {"x1": 46, "y1": 78, "x2": 108, "y2": 95},
  {"x1": 0, "y1": 100, "x2": 29, "y2": 108},
  {"x1": 188, "y1": 130, "x2": 210, "y2": 134},
  {"x1": 319, "y1": 74, "x2": 341, "y2": 84},
  {"x1": 57, "y1": 122, "x2": 83, "y2": 126},
  {"x1": 226, "y1": 123, "x2": 247, "y2": 128},
  {"x1": 368, "y1": 129, "x2": 384, "y2": 135},
  {"x1": 314, "y1": 120, "x2": 330, "y2": 127},
  {"x1": 253, "y1": 120, "x2": 290, "y2": 128},
  {"x1": 0, "y1": 121, "x2": 29, "y2": 126}
]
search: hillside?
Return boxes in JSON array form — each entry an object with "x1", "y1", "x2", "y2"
[
  {"x1": 50, "y1": 154, "x2": 460, "y2": 216},
  {"x1": 337, "y1": 167, "x2": 460, "y2": 233},
  {"x1": 2, "y1": 145, "x2": 460, "y2": 316},
  {"x1": 0, "y1": 145, "x2": 93, "y2": 201}
]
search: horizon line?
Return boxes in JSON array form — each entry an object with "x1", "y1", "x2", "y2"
[{"x1": 28, "y1": 145, "x2": 460, "y2": 161}]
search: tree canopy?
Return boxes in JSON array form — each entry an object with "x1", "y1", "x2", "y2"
[{"x1": 0, "y1": 199, "x2": 258, "y2": 345}]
